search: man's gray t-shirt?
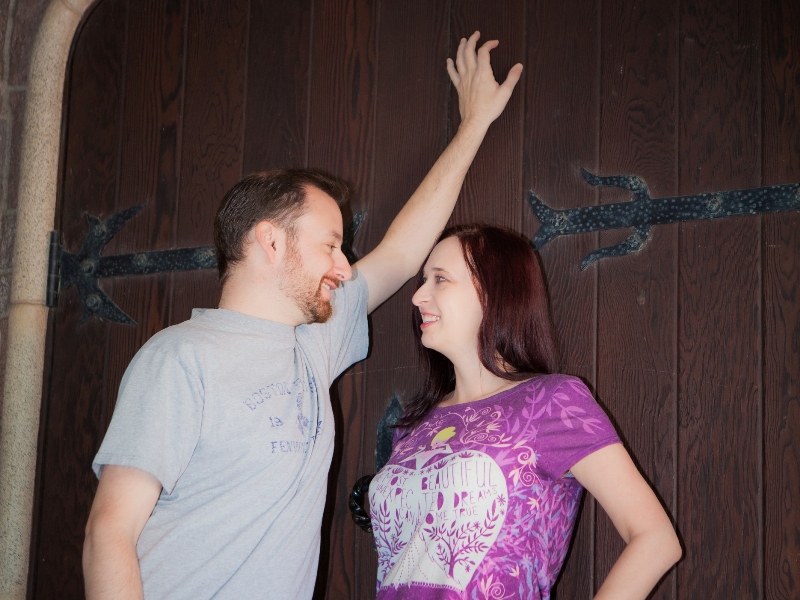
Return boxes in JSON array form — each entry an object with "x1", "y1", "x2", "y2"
[{"x1": 93, "y1": 274, "x2": 369, "y2": 599}]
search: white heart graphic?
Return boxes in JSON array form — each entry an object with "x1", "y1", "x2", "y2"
[{"x1": 372, "y1": 449, "x2": 507, "y2": 591}]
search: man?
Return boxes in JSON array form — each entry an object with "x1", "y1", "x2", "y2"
[{"x1": 83, "y1": 32, "x2": 522, "y2": 599}]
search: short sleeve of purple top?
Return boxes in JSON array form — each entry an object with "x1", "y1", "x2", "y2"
[{"x1": 368, "y1": 374, "x2": 620, "y2": 600}]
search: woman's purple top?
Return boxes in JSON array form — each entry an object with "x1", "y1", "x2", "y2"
[{"x1": 369, "y1": 374, "x2": 620, "y2": 599}]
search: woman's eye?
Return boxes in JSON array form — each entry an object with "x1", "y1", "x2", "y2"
[{"x1": 435, "y1": 275, "x2": 446, "y2": 283}]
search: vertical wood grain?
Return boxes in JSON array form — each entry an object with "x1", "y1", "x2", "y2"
[
  {"x1": 105, "y1": 0, "x2": 188, "y2": 390},
  {"x1": 350, "y1": 2, "x2": 452, "y2": 597},
  {"x1": 307, "y1": 0, "x2": 376, "y2": 195},
  {"x1": 450, "y1": 0, "x2": 526, "y2": 229},
  {"x1": 243, "y1": 0, "x2": 311, "y2": 173},
  {"x1": 522, "y1": 3, "x2": 600, "y2": 597},
  {"x1": 169, "y1": 0, "x2": 249, "y2": 324},
  {"x1": 34, "y1": 1, "x2": 800, "y2": 597},
  {"x1": 677, "y1": 0, "x2": 762, "y2": 596},
  {"x1": 30, "y1": 0, "x2": 128, "y2": 596},
  {"x1": 762, "y1": 1, "x2": 800, "y2": 598},
  {"x1": 594, "y1": 0, "x2": 678, "y2": 598},
  {"x1": 305, "y1": 0, "x2": 377, "y2": 596}
]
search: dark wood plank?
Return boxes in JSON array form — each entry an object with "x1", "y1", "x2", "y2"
[
  {"x1": 105, "y1": 0, "x2": 189, "y2": 391},
  {"x1": 762, "y1": 0, "x2": 800, "y2": 597},
  {"x1": 305, "y1": 0, "x2": 378, "y2": 597},
  {"x1": 30, "y1": 0, "x2": 128, "y2": 596},
  {"x1": 238, "y1": 0, "x2": 313, "y2": 341},
  {"x1": 594, "y1": 1, "x2": 678, "y2": 598},
  {"x1": 522, "y1": 3, "x2": 600, "y2": 598},
  {"x1": 169, "y1": 0, "x2": 248, "y2": 324},
  {"x1": 318, "y1": 370, "x2": 364, "y2": 599},
  {"x1": 450, "y1": 0, "x2": 526, "y2": 229},
  {"x1": 242, "y1": 0, "x2": 311, "y2": 173},
  {"x1": 350, "y1": 2, "x2": 452, "y2": 597},
  {"x1": 306, "y1": 0, "x2": 376, "y2": 196},
  {"x1": 677, "y1": 0, "x2": 762, "y2": 597},
  {"x1": 37, "y1": 4, "x2": 800, "y2": 600}
]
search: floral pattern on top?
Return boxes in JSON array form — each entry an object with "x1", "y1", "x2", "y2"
[{"x1": 369, "y1": 374, "x2": 620, "y2": 600}]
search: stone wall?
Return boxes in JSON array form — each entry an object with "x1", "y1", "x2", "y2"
[{"x1": 0, "y1": 0, "x2": 51, "y2": 423}]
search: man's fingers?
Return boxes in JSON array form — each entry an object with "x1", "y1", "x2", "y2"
[
  {"x1": 446, "y1": 58, "x2": 461, "y2": 86},
  {"x1": 465, "y1": 31, "x2": 481, "y2": 52},
  {"x1": 477, "y1": 39, "x2": 500, "y2": 64},
  {"x1": 447, "y1": 32, "x2": 523, "y2": 124},
  {"x1": 498, "y1": 63, "x2": 523, "y2": 96},
  {"x1": 455, "y1": 37, "x2": 467, "y2": 76},
  {"x1": 476, "y1": 40, "x2": 499, "y2": 80},
  {"x1": 464, "y1": 31, "x2": 480, "y2": 69}
]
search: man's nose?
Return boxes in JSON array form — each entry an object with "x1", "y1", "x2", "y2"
[{"x1": 333, "y1": 252, "x2": 353, "y2": 281}]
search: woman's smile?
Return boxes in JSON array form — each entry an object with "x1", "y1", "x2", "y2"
[
  {"x1": 412, "y1": 236, "x2": 483, "y2": 358},
  {"x1": 419, "y1": 313, "x2": 440, "y2": 329}
]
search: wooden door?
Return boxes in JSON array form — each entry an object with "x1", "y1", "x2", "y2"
[{"x1": 31, "y1": 0, "x2": 799, "y2": 598}]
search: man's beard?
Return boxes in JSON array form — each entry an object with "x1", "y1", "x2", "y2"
[{"x1": 279, "y1": 238, "x2": 333, "y2": 324}]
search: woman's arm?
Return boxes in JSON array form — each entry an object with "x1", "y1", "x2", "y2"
[{"x1": 570, "y1": 443, "x2": 682, "y2": 599}]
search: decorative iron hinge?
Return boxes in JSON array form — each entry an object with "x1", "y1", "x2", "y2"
[
  {"x1": 46, "y1": 204, "x2": 365, "y2": 325},
  {"x1": 529, "y1": 169, "x2": 800, "y2": 269},
  {"x1": 47, "y1": 171, "x2": 800, "y2": 324},
  {"x1": 375, "y1": 394, "x2": 403, "y2": 472},
  {"x1": 348, "y1": 393, "x2": 403, "y2": 533}
]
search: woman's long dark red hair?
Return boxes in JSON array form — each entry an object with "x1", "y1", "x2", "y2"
[{"x1": 395, "y1": 224, "x2": 560, "y2": 431}]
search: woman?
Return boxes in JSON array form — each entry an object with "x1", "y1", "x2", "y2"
[{"x1": 368, "y1": 225, "x2": 681, "y2": 599}]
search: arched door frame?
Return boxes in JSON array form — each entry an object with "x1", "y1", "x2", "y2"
[{"x1": 0, "y1": 0, "x2": 99, "y2": 596}]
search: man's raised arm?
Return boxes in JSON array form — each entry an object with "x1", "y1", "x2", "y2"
[{"x1": 354, "y1": 31, "x2": 522, "y2": 313}]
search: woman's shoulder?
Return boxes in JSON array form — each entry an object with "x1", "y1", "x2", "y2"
[
  {"x1": 517, "y1": 374, "x2": 598, "y2": 408},
  {"x1": 526, "y1": 372, "x2": 591, "y2": 393}
]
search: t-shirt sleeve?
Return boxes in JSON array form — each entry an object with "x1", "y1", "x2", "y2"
[
  {"x1": 303, "y1": 270, "x2": 369, "y2": 382},
  {"x1": 536, "y1": 377, "x2": 621, "y2": 480},
  {"x1": 92, "y1": 345, "x2": 203, "y2": 494}
]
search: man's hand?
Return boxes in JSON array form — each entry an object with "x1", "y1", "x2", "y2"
[
  {"x1": 447, "y1": 32, "x2": 523, "y2": 128},
  {"x1": 356, "y1": 31, "x2": 522, "y2": 313}
]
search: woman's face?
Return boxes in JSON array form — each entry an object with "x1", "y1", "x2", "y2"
[{"x1": 411, "y1": 236, "x2": 483, "y2": 361}]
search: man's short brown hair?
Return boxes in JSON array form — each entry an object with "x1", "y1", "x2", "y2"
[{"x1": 213, "y1": 169, "x2": 351, "y2": 282}]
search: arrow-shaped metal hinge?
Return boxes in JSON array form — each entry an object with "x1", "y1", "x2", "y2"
[
  {"x1": 529, "y1": 169, "x2": 800, "y2": 269},
  {"x1": 47, "y1": 205, "x2": 365, "y2": 325}
]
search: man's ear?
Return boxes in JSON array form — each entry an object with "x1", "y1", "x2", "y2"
[{"x1": 253, "y1": 220, "x2": 284, "y2": 263}]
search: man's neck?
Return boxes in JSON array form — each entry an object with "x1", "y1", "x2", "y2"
[{"x1": 218, "y1": 273, "x2": 304, "y2": 326}]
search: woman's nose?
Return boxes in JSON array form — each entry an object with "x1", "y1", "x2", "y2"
[{"x1": 411, "y1": 284, "x2": 428, "y2": 306}]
